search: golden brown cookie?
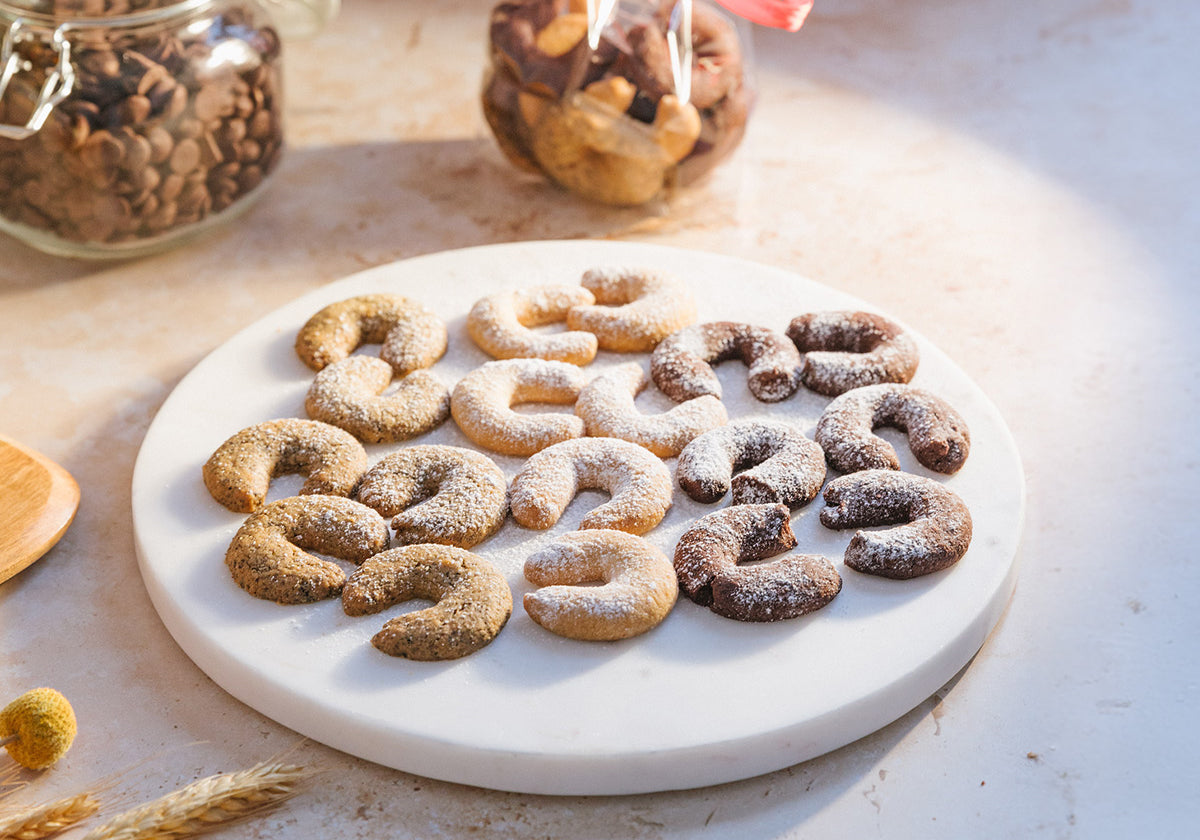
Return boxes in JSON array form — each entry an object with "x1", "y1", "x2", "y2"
[
  {"x1": 523, "y1": 530, "x2": 678, "y2": 641},
  {"x1": 676, "y1": 418, "x2": 826, "y2": 508},
  {"x1": 786, "y1": 310, "x2": 919, "y2": 396},
  {"x1": 565, "y1": 267, "x2": 697, "y2": 352},
  {"x1": 820, "y1": 469, "x2": 973, "y2": 579},
  {"x1": 224, "y1": 495, "x2": 390, "y2": 604},
  {"x1": 342, "y1": 544, "x2": 513, "y2": 660},
  {"x1": 294, "y1": 293, "x2": 448, "y2": 374},
  {"x1": 509, "y1": 437, "x2": 673, "y2": 534},
  {"x1": 574, "y1": 362, "x2": 727, "y2": 457},
  {"x1": 673, "y1": 503, "x2": 842, "y2": 622},
  {"x1": 354, "y1": 445, "x2": 508, "y2": 549},
  {"x1": 814, "y1": 383, "x2": 971, "y2": 475},
  {"x1": 304, "y1": 356, "x2": 450, "y2": 444},
  {"x1": 650, "y1": 321, "x2": 803, "y2": 403},
  {"x1": 450, "y1": 358, "x2": 587, "y2": 456},
  {"x1": 202, "y1": 418, "x2": 368, "y2": 513},
  {"x1": 466, "y1": 285, "x2": 599, "y2": 364}
]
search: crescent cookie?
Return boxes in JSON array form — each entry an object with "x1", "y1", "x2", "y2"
[
  {"x1": 676, "y1": 419, "x2": 826, "y2": 508},
  {"x1": 815, "y1": 383, "x2": 971, "y2": 475},
  {"x1": 225, "y1": 495, "x2": 390, "y2": 604},
  {"x1": 467, "y1": 285, "x2": 599, "y2": 364},
  {"x1": 354, "y1": 445, "x2": 508, "y2": 548},
  {"x1": 673, "y1": 503, "x2": 842, "y2": 622},
  {"x1": 294, "y1": 293, "x2": 448, "y2": 374},
  {"x1": 202, "y1": 418, "x2": 368, "y2": 514},
  {"x1": 574, "y1": 362, "x2": 727, "y2": 457},
  {"x1": 650, "y1": 321, "x2": 803, "y2": 403},
  {"x1": 565, "y1": 267, "x2": 697, "y2": 352},
  {"x1": 820, "y1": 469, "x2": 973, "y2": 579},
  {"x1": 342, "y1": 544, "x2": 512, "y2": 660},
  {"x1": 305, "y1": 356, "x2": 450, "y2": 444},
  {"x1": 509, "y1": 437, "x2": 673, "y2": 534},
  {"x1": 786, "y1": 310, "x2": 919, "y2": 396},
  {"x1": 523, "y1": 530, "x2": 678, "y2": 641},
  {"x1": 450, "y1": 358, "x2": 587, "y2": 456}
]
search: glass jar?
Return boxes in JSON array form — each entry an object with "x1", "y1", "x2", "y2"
[
  {"x1": 482, "y1": 0, "x2": 754, "y2": 207},
  {"x1": 0, "y1": 0, "x2": 333, "y2": 258}
]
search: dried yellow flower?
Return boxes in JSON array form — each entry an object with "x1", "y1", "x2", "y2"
[{"x1": 0, "y1": 688, "x2": 77, "y2": 770}]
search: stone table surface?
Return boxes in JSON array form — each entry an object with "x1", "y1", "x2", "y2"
[{"x1": 1, "y1": 0, "x2": 1196, "y2": 836}]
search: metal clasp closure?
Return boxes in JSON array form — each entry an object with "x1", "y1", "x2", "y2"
[{"x1": 0, "y1": 19, "x2": 76, "y2": 141}]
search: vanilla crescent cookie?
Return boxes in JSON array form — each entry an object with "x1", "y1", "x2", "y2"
[
  {"x1": 786, "y1": 310, "x2": 919, "y2": 396},
  {"x1": 467, "y1": 285, "x2": 599, "y2": 364},
  {"x1": 342, "y1": 544, "x2": 512, "y2": 660},
  {"x1": 450, "y1": 358, "x2": 588, "y2": 456},
  {"x1": 509, "y1": 437, "x2": 673, "y2": 534},
  {"x1": 673, "y1": 503, "x2": 842, "y2": 622},
  {"x1": 815, "y1": 383, "x2": 971, "y2": 475},
  {"x1": 676, "y1": 419, "x2": 826, "y2": 508},
  {"x1": 294, "y1": 293, "x2": 448, "y2": 374},
  {"x1": 523, "y1": 530, "x2": 678, "y2": 641},
  {"x1": 820, "y1": 469, "x2": 973, "y2": 579},
  {"x1": 574, "y1": 362, "x2": 727, "y2": 457},
  {"x1": 650, "y1": 321, "x2": 803, "y2": 403},
  {"x1": 565, "y1": 267, "x2": 697, "y2": 352},
  {"x1": 354, "y1": 445, "x2": 508, "y2": 548},
  {"x1": 225, "y1": 495, "x2": 390, "y2": 604},
  {"x1": 202, "y1": 418, "x2": 368, "y2": 513},
  {"x1": 305, "y1": 356, "x2": 450, "y2": 444}
]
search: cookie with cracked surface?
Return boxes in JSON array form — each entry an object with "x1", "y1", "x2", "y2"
[
  {"x1": 650, "y1": 321, "x2": 802, "y2": 403},
  {"x1": 786, "y1": 310, "x2": 919, "y2": 397}
]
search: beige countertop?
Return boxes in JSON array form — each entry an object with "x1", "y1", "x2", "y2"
[{"x1": 1, "y1": 0, "x2": 1196, "y2": 836}]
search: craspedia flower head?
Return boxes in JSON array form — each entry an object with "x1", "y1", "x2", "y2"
[{"x1": 0, "y1": 687, "x2": 77, "y2": 769}]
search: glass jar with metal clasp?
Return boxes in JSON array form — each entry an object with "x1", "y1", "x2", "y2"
[{"x1": 0, "y1": 0, "x2": 337, "y2": 258}]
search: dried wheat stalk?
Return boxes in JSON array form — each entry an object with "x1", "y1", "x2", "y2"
[
  {"x1": 79, "y1": 761, "x2": 311, "y2": 840},
  {"x1": 0, "y1": 792, "x2": 101, "y2": 840}
]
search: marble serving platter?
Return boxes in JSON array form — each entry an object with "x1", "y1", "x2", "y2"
[{"x1": 131, "y1": 240, "x2": 1024, "y2": 795}]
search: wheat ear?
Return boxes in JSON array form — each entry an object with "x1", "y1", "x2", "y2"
[
  {"x1": 0, "y1": 792, "x2": 101, "y2": 840},
  {"x1": 79, "y1": 762, "x2": 311, "y2": 840}
]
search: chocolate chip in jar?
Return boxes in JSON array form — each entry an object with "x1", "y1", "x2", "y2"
[
  {"x1": 482, "y1": 0, "x2": 754, "y2": 206},
  {"x1": 0, "y1": 0, "x2": 303, "y2": 258}
]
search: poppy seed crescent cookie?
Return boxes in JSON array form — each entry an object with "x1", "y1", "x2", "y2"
[
  {"x1": 650, "y1": 321, "x2": 803, "y2": 403},
  {"x1": 202, "y1": 418, "x2": 368, "y2": 513},
  {"x1": 305, "y1": 356, "x2": 450, "y2": 444},
  {"x1": 294, "y1": 293, "x2": 448, "y2": 374},
  {"x1": 466, "y1": 284, "x2": 599, "y2": 364},
  {"x1": 786, "y1": 310, "x2": 919, "y2": 396},
  {"x1": 342, "y1": 544, "x2": 512, "y2": 661},
  {"x1": 820, "y1": 469, "x2": 973, "y2": 579},
  {"x1": 565, "y1": 267, "x2": 697, "y2": 352},
  {"x1": 523, "y1": 530, "x2": 678, "y2": 641},
  {"x1": 225, "y1": 495, "x2": 390, "y2": 604},
  {"x1": 676, "y1": 418, "x2": 826, "y2": 508},
  {"x1": 354, "y1": 445, "x2": 508, "y2": 549},
  {"x1": 509, "y1": 437, "x2": 673, "y2": 534},
  {"x1": 673, "y1": 503, "x2": 842, "y2": 622},
  {"x1": 815, "y1": 383, "x2": 971, "y2": 475},
  {"x1": 574, "y1": 361, "x2": 727, "y2": 457}
]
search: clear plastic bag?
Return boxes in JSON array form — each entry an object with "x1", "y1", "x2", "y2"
[{"x1": 483, "y1": 0, "x2": 753, "y2": 206}]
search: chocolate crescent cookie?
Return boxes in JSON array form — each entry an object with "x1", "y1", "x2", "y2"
[
  {"x1": 676, "y1": 419, "x2": 826, "y2": 508},
  {"x1": 815, "y1": 383, "x2": 971, "y2": 475},
  {"x1": 354, "y1": 445, "x2": 508, "y2": 549},
  {"x1": 342, "y1": 544, "x2": 512, "y2": 661},
  {"x1": 786, "y1": 310, "x2": 919, "y2": 397},
  {"x1": 509, "y1": 437, "x2": 673, "y2": 535},
  {"x1": 673, "y1": 504, "x2": 841, "y2": 622},
  {"x1": 565, "y1": 267, "x2": 697, "y2": 352},
  {"x1": 225, "y1": 495, "x2": 390, "y2": 604},
  {"x1": 820, "y1": 470, "x2": 973, "y2": 579},
  {"x1": 202, "y1": 418, "x2": 368, "y2": 513},
  {"x1": 294, "y1": 293, "x2": 448, "y2": 374},
  {"x1": 650, "y1": 321, "x2": 802, "y2": 403},
  {"x1": 305, "y1": 356, "x2": 450, "y2": 444}
]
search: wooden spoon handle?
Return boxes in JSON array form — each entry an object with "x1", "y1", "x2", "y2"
[{"x1": 0, "y1": 434, "x2": 80, "y2": 585}]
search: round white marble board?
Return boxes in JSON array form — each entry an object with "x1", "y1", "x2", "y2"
[{"x1": 131, "y1": 240, "x2": 1025, "y2": 796}]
